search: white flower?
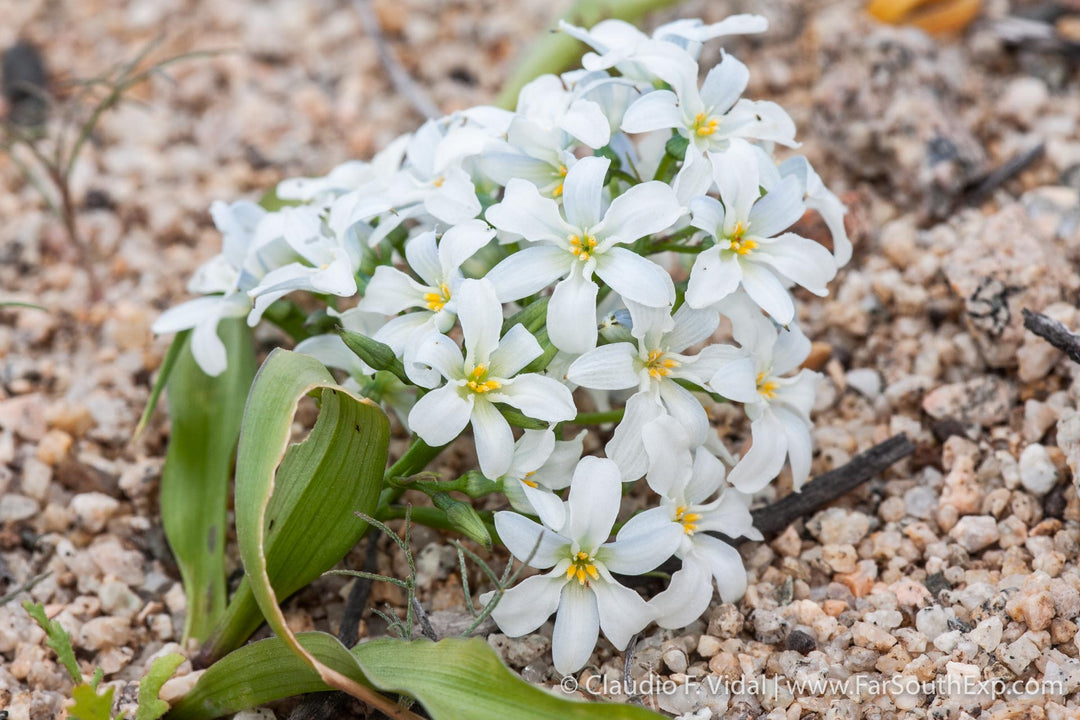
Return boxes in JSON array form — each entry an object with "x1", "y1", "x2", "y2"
[
  {"x1": 277, "y1": 134, "x2": 409, "y2": 206},
  {"x1": 721, "y1": 299, "x2": 819, "y2": 492},
  {"x1": 625, "y1": 417, "x2": 760, "y2": 628},
  {"x1": 485, "y1": 156, "x2": 682, "y2": 353},
  {"x1": 152, "y1": 200, "x2": 290, "y2": 376},
  {"x1": 567, "y1": 300, "x2": 757, "y2": 481},
  {"x1": 684, "y1": 140, "x2": 837, "y2": 325},
  {"x1": 358, "y1": 220, "x2": 495, "y2": 385},
  {"x1": 406, "y1": 279, "x2": 575, "y2": 478},
  {"x1": 773, "y1": 156, "x2": 851, "y2": 268},
  {"x1": 621, "y1": 52, "x2": 796, "y2": 163},
  {"x1": 486, "y1": 457, "x2": 682, "y2": 675},
  {"x1": 497, "y1": 428, "x2": 585, "y2": 528}
]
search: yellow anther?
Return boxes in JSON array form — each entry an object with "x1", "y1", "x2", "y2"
[
  {"x1": 553, "y1": 183, "x2": 564, "y2": 197},
  {"x1": 675, "y1": 506, "x2": 702, "y2": 535},
  {"x1": 433, "y1": 176, "x2": 445, "y2": 188},
  {"x1": 568, "y1": 234, "x2": 597, "y2": 262},
  {"x1": 423, "y1": 282, "x2": 451, "y2": 311},
  {"x1": 646, "y1": 349, "x2": 679, "y2": 379},
  {"x1": 693, "y1": 112, "x2": 720, "y2": 137},
  {"x1": 756, "y1": 372, "x2": 778, "y2": 399},
  {"x1": 521, "y1": 471, "x2": 538, "y2": 489},
  {"x1": 466, "y1": 364, "x2": 501, "y2": 393},
  {"x1": 728, "y1": 222, "x2": 757, "y2": 255},
  {"x1": 567, "y1": 552, "x2": 599, "y2": 586}
]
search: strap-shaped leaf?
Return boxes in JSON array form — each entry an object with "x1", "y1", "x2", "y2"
[
  {"x1": 160, "y1": 319, "x2": 254, "y2": 642},
  {"x1": 215, "y1": 349, "x2": 406, "y2": 717},
  {"x1": 167, "y1": 633, "x2": 664, "y2": 720}
]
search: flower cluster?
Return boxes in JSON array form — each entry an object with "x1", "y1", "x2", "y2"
[{"x1": 154, "y1": 14, "x2": 847, "y2": 675}]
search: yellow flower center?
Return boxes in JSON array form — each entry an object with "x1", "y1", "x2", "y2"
[
  {"x1": 676, "y1": 505, "x2": 703, "y2": 535},
  {"x1": 423, "y1": 283, "x2": 451, "y2": 312},
  {"x1": 566, "y1": 551, "x2": 600, "y2": 586},
  {"x1": 693, "y1": 112, "x2": 720, "y2": 137},
  {"x1": 729, "y1": 221, "x2": 757, "y2": 255},
  {"x1": 522, "y1": 471, "x2": 538, "y2": 489},
  {"x1": 466, "y1": 364, "x2": 501, "y2": 394},
  {"x1": 645, "y1": 349, "x2": 679, "y2": 379},
  {"x1": 433, "y1": 176, "x2": 445, "y2": 188},
  {"x1": 756, "y1": 372, "x2": 778, "y2": 399},
  {"x1": 568, "y1": 234, "x2": 598, "y2": 262},
  {"x1": 552, "y1": 165, "x2": 568, "y2": 198}
]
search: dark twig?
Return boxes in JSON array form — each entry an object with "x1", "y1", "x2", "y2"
[
  {"x1": 622, "y1": 634, "x2": 643, "y2": 706},
  {"x1": 1022, "y1": 308, "x2": 1080, "y2": 364},
  {"x1": 354, "y1": 0, "x2": 440, "y2": 119},
  {"x1": 960, "y1": 143, "x2": 1044, "y2": 207},
  {"x1": 411, "y1": 597, "x2": 438, "y2": 641}
]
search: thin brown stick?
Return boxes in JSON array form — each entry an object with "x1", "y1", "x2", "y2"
[
  {"x1": 1022, "y1": 309, "x2": 1080, "y2": 365},
  {"x1": 354, "y1": 0, "x2": 440, "y2": 120}
]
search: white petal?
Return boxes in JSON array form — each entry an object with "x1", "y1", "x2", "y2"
[
  {"x1": 710, "y1": 139, "x2": 760, "y2": 226},
  {"x1": 471, "y1": 398, "x2": 515, "y2": 479},
  {"x1": 562, "y1": 156, "x2": 609, "y2": 230},
  {"x1": 552, "y1": 581, "x2": 600, "y2": 675},
  {"x1": 740, "y1": 262, "x2": 795, "y2": 325},
  {"x1": 488, "y1": 324, "x2": 542, "y2": 378},
  {"x1": 771, "y1": 324, "x2": 811, "y2": 376},
  {"x1": 606, "y1": 391, "x2": 665, "y2": 482},
  {"x1": 643, "y1": 416, "x2": 694, "y2": 498},
  {"x1": 294, "y1": 334, "x2": 370, "y2": 377},
  {"x1": 191, "y1": 314, "x2": 229, "y2": 377},
  {"x1": 728, "y1": 99, "x2": 797, "y2": 147},
  {"x1": 727, "y1": 412, "x2": 787, "y2": 492},
  {"x1": 648, "y1": 559, "x2": 714, "y2": 629},
  {"x1": 683, "y1": 448, "x2": 727, "y2": 506},
  {"x1": 565, "y1": 456, "x2": 622, "y2": 551},
  {"x1": 359, "y1": 266, "x2": 428, "y2": 315},
  {"x1": 699, "y1": 347, "x2": 758, "y2": 403},
  {"x1": 658, "y1": 380, "x2": 709, "y2": 447},
  {"x1": 566, "y1": 343, "x2": 638, "y2": 390},
  {"x1": 375, "y1": 312, "x2": 435, "y2": 355},
  {"x1": 689, "y1": 195, "x2": 726, "y2": 237},
  {"x1": 529, "y1": 431, "x2": 586, "y2": 491},
  {"x1": 491, "y1": 374, "x2": 576, "y2": 423},
  {"x1": 699, "y1": 53, "x2": 749, "y2": 115},
  {"x1": 593, "y1": 248, "x2": 675, "y2": 308},
  {"x1": 490, "y1": 573, "x2": 565, "y2": 636},
  {"x1": 696, "y1": 534, "x2": 748, "y2": 603},
  {"x1": 601, "y1": 509, "x2": 682, "y2": 575},
  {"x1": 509, "y1": 429, "x2": 557, "y2": 477},
  {"x1": 521, "y1": 483, "x2": 567, "y2": 532},
  {"x1": 404, "y1": 231, "x2": 442, "y2": 288},
  {"x1": 752, "y1": 233, "x2": 837, "y2": 296},
  {"x1": 685, "y1": 248, "x2": 742, "y2": 310},
  {"x1": 594, "y1": 181, "x2": 682, "y2": 246},
  {"x1": 621, "y1": 89, "x2": 682, "y2": 134},
  {"x1": 485, "y1": 178, "x2": 568, "y2": 243},
  {"x1": 153, "y1": 296, "x2": 229, "y2": 334},
  {"x1": 776, "y1": 406, "x2": 813, "y2": 491},
  {"x1": 411, "y1": 332, "x2": 463, "y2": 384},
  {"x1": 547, "y1": 268, "x2": 599, "y2": 354},
  {"x1": 560, "y1": 98, "x2": 611, "y2": 149},
  {"x1": 665, "y1": 304, "x2": 720, "y2": 353},
  {"x1": 456, "y1": 278, "x2": 503, "y2": 366},
  {"x1": 485, "y1": 245, "x2": 572, "y2": 302},
  {"x1": 592, "y1": 578, "x2": 654, "y2": 650},
  {"x1": 748, "y1": 176, "x2": 805, "y2": 239},
  {"x1": 494, "y1": 511, "x2": 567, "y2": 567},
  {"x1": 439, "y1": 219, "x2": 497, "y2": 277},
  {"x1": 696, "y1": 490, "x2": 760, "y2": 541},
  {"x1": 424, "y1": 166, "x2": 481, "y2": 224},
  {"x1": 407, "y1": 385, "x2": 473, "y2": 447}
]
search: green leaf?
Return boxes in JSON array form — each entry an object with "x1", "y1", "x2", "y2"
[
  {"x1": 664, "y1": 134, "x2": 689, "y2": 159},
  {"x1": 136, "y1": 653, "x2": 186, "y2": 720},
  {"x1": 497, "y1": 404, "x2": 550, "y2": 430},
  {"x1": 200, "y1": 350, "x2": 390, "y2": 678},
  {"x1": 0, "y1": 300, "x2": 46, "y2": 311},
  {"x1": 160, "y1": 319, "x2": 254, "y2": 643},
  {"x1": 133, "y1": 329, "x2": 189, "y2": 441},
  {"x1": 23, "y1": 601, "x2": 82, "y2": 684},
  {"x1": 167, "y1": 633, "x2": 664, "y2": 720},
  {"x1": 70, "y1": 683, "x2": 115, "y2": 720}
]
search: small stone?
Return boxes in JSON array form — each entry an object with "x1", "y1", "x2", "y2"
[
  {"x1": 851, "y1": 621, "x2": 897, "y2": 652},
  {"x1": 71, "y1": 492, "x2": 120, "y2": 533},
  {"x1": 933, "y1": 629, "x2": 961, "y2": 653},
  {"x1": 1056, "y1": 410, "x2": 1080, "y2": 479},
  {"x1": 971, "y1": 616, "x2": 1003, "y2": 651},
  {"x1": 999, "y1": 76, "x2": 1049, "y2": 127},
  {"x1": 750, "y1": 609, "x2": 787, "y2": 644},
  {"x1": 785, "y1": 629, "x2": 816, "y2": 655},
  {"x1": 916, "y1": 606, "x2": 949, "y2": 641},
  {"x1": 20, "y1": 457, "x2": 51, "y2": 501},
  {"x1": 35, "y1": 429, "x2": 73, "y2": 465},
  {"x1": 1019, "y1": 444, "x2": 1059, "y2": 496},
  {"x1": 487, "y1": 634, "x2": 550, "y2": 668},
  {"x1": 696, "y1": 634, "x2": 721, "y2": 658},
  {"x1": 998, "y1": 634, "x2": 1041, "y2": 675},
  {"x1": 0, "y1": 493, "x2": 38, "y2": 522},
  {"x1": 98, "y1": 581, "x2": 142, "y2": 619},
  {"x1": 707, "y1": 604, "x2": 743, "y2": 639},
  {"x1": 1023, "y1": 400, "x2": 1058, "y2": 442},
  {"x1": 807, "y1": 507, "x2": 870, "y2": 545},
  {"x1": 77, "y1": 616, "x2": 132, "y2": 651},
  {"x1": 662, "y1": 647, "x2": 688, "y2": 674},
  {"x1": 160, "y1": 670, "x2": 205, "y2": 704},
  {"x1": 1021, "y1": 592, "x2": 1055, "y2": 631},
  {"x1": 45, "y1": 401, "x2": 96, "y2": 438},
  {"x1": 922, "y1": 376, "x2": 1015, "y2": 428},
  {"x1": 864, "y1": 610, "x2": 903, "y2": 630},
  {"x1": 949, "y1": 515, "x2": 999, "y2": 553},
  {"x1": 822, "y1": 544, "x2": 858, "y2": 573},
  {"x1": 845, "y1": 368, "x2": 881, "y2": 399}
]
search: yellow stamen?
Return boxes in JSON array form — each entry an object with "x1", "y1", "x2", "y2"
[
  {"x1": 553, "y1": 183, "x2": 564, "y2": 197},
  {"x1": 567, "y1": 551, "x2": 599, "y2": 586},
  {"x1": 756, "y1": 372, "x2": 778, "y2": 399},
  {"x1": 693, "y1": 112, "x2": 720, "y2": 137},
  {"x1": 729, "y1": 221, "x2": 757, "y2": 255},
  {"x1": 433, "y1": 176, "x2": 445, "y2": 188},
  {"x1": 466, "y1": 364, "x2": 501, "y2": 394},
  {"x1": 423, "y1": 282, "x2": 451, "y2": 312},
  {"x1": 645, "y1": 349, "x2": 679, "y2": 379},
  {"x1": 568, "y1": 234, "x2": 598, "y2": 262},
  {"x1": 675, "y1": 506, "x2": 703, "y2": 535},
  {"x1": 522, "y1": 471, "x2": 538, "y2": 489}
]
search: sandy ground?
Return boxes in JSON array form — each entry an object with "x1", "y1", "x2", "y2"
[{"x1": 2, "y1": 0, "x2": 1080, "y2": 718}]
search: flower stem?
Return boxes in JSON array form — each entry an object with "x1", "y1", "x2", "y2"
[{"x1": 569, "y1": 408, "x2": 625, "y2": 425}]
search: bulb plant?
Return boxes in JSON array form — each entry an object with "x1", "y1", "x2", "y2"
[{"x1": 149, "y1": 12, "x2": 850, "y2": 718}]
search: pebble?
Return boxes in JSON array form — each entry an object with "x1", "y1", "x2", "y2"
[
  {"x1": 807, "y1": 507, "x2": 870, "y2": 545},
  {"x1": 915, "y1": 606, "x2": 949, "y2": 641},
  {"x1": 844, "y1": 368, "x2": 881, "y2": 399},
  {"x1": 71, "y1": 492, "x2": 121, "y2": 533},
  {"x1": 1019, "y1": 443, "x2": 1059, "y2": 496},
  {"x1": 662, "y1": 647, "x2": 688, "y2": 674},
  {"x1": 487, "y1": 633, "x2": 549, "y2": 668},
  {"x1": 971, "y1": 616, "x2": 1004, "y2": 652},
  {"x1": 1057, "y1": 410, "x2": 1080, "y2": 480},
  {"x1": 998, "y1": 634, "x2": 1041, "y2": 675},
  {"x1": 160, "y1": 670, "x2": 205, "y2": 704},
  {"x1": 999, "y1": 76, "x2": 1050, "y2": 127},
  {"x1": 784, "y1": 629, "x2": 816, "y2": 655},
  {"x1": 851, "y1": 621, "x2": 897, "y2": 652},
  {"x1": 0, "y1": 494, "x2": 38, "y2": 522},
  {"x1": 696, "y1": 635, "x2": 721, "y2": 658},
  {"x1": 949, "y1": 515, "x2": 1000, "y2": 552},
  {"x1": 77, "y1": 616, "x2": 132, "y2": 651},
  {"x1": 922, "y1": 376, "x2": 1015, "y2": 428},
  {"x1": 35, "y1": 429, "x2": 73, "y2": 466},
  {"x1": 98, "y1": 580, "x2": 143, "y2": 619},
  {"x1": 20, "y1": 457, "x2": 52, "y2": 501}
]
